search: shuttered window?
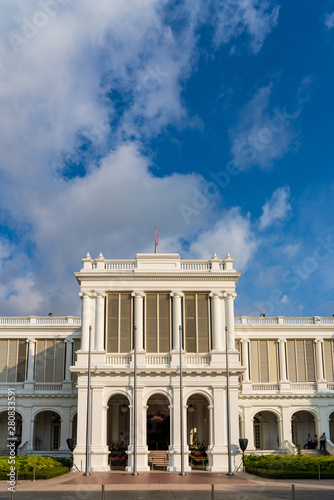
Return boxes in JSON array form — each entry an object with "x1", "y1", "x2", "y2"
[
  {"x1": 0, "y1": 340, "x2": 28, "y2": 382},
  {"x1": 249, "y1": 340, "x2": 278, "y2": 383},
  {"x1": 323, "y1": 340, "x2": 334, "y2": 382},
  {"x1": 183, "y1": 293, "x2": 210, "y2": 353},
  {"x1": 106, "y1": 293, "x2": 133, "y2": 353},
  {"x1": 286, "y1": 340, "x2": 315, "y2": 382},
  {"x1": 145, "y1": 293, "x2": 171, "y2": 352},
  {"x1": 35, "y1": 340, "x2": 65, "y2": 382}
]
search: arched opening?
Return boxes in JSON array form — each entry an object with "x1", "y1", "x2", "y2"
[
  {"x1": 291, "y1": 411, "x2": 316, "y2": 448},
  {"x1": 186, "y1": 394, "x2": 210, "y2": 446},
  {"x1": 33, "y1": 411, "x2": 61, "y2": 451},
  {"x1": 107, "y1": 394, "x2": 130, "y2": 446},
  {"x1": 71, "y1": 413, "x2": 77, "y2": 442},
  {"x1": 147, "y1": 394, "x2": 170, "y2": 451},
  {"x1": 0, "y1": 411, "x2": 22, "y2": 454},
  {"x1": 187, "y1": 394, "x2": 210, "y2": 469},
  {"x1": 330, "y1": 412, "x2": 334, "y2": 443},
  {"x1": 253, "y1": 411, "x2": 279, "y2": 450}
]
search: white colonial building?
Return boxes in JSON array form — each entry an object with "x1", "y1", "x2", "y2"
[{"x1": 0, "y1": 251, "x2": 334, "y2": 472}]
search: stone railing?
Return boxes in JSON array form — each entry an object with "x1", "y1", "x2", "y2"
[
  {"x1": 0, "y1": 316, "x2": 81, "y2": 326},
  {"x1": 84, "y1": 257, "x2": 231, "y2": 272},
  {"x1": 251, "y1": 383, "x2": 279, "y2": 391},
  {"x1": 235, "y1": 316, "x2": 334, "y2": 326},
  {"x1": 145, "y1": 354, "x2": 172, "y2": 366},
  {"x1": 185, "y1": 354, "x2": 211, "y2": 365},
  {"x1": 0, "y1": 383, "x2": 24, "y2": 391},
  {"x1": 291, "y1": 382, "x2": 317, "y2": 391},
  {"x1": 284, "y1": 440, "x2": 297, "y2": 455},
  {"x1": 35, "y1": 384, "x2": 63, "y2": 391},
  {"x1": 105, "y1": 354, "x2": 132, "y2": 367}
]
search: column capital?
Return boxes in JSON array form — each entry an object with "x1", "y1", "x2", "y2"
[
  {"x1": 26, "y1": 338, "x2": 36, "y2": 344},
  {"x1": 224, "y1": 292, "x2": 237, "y2": 299},
  {"x1": 314, "y1": 339, "x2": 323, "y2": 344},
  {"x1": 278, "y1": 338, "x2": 287, "y2": 344},
  {"x1": 170, "y1": 291, "x2": 184, "y2": 298},
  {"x1": 209, "y1": 292, "x2": 223, "y2": 299},
  {"x1": 240, "y1": 338, "x2": 249, "y2": 344},
  {"x1": 96, "y1": 291, "x2": 106, "y2": 299},
  {"x1": 207, "y1": 405, "x2": 214, "y2": 410},
  {"x1": 79, "y1": 291, "x2": 92, "y2": 299},
  {"x1": 64, "y1": 338, "x2": 74, "y2": 344},
  {"x1": 131, "y1": 291, "x2": 145, "y2": 298}
]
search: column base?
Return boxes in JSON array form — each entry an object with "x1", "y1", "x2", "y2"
[
  {"x1": 206, "y1": 446, "x2": 241, "y2": 472},
  {"x1": 73, "y1": 446, "x2": 110, "y2": 472},
  {"x1": 126, "y1": 445, "x2": 150, "y2": 472},
  {"x1": 279, "y1": 381, "x2": 291, "y2": 392},
  {"x1": 317, "y1": 381, "x2": 328, "y2": 392},
  {"x1": 167, "y1": 446, "x2": 191, "y2": 472}
]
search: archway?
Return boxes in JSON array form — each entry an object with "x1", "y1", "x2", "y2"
[
  {"x1": 291, "y1": 411, "x2": 316, "y2": 448},
  {"x1": 107, "y1": 394, "x2": 130, "y2": 448},
  {"x1": 253, "y1": 411, "x2": 279, "y2": 450},
  {"x1": 147, "y1": 394, "x2": 170, "y2": 451},
  {"x1": 186, "y1": 394, "x2": 210, "y2": 446},
  {"x1": 0, "y1": 411, "x2": 22, "y2": 453},
  {"x1": 330, "y1": 412, "x2": 334, "y2": 443},
  {"x1": 33, "y1": 411, "x2": 61, "y2": 451}
]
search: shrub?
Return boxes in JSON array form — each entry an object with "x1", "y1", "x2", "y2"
[
  {"x1": 244, "y1": 454, "x2": 334, "y2": 478},
  {"x1": 0, "y1": 456, "x2": 70, "y2": 480}
]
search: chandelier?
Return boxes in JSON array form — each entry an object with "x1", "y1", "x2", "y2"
[{"x1": 151, "y1": 409, "x2": 163, "y2": 424}]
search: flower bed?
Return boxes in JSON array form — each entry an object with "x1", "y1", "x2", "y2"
[{"x1": 244, "y1": 454, "x2": 334, "y2": 479}]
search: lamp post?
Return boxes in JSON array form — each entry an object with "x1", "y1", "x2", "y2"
[
  {"x1": 83, "y1": 325, "x2": 92, "y2": 476},
  {"x1": 225, "y1": 326, "x2": 234, "y2": 476},
  {"x1": 179, "y1": 325, "x2": 185, "y2": 475},
  {"x1": 132, "y1": 326, "x2": 138, "y2": 475}
]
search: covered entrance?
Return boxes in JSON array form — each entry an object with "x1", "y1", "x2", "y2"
[
  {"x1": 107, "y1": 394, "x2": 130, "y2": 469},
  {"x1": 147, "y1": 394, "x2": 170, "y2": 451}
]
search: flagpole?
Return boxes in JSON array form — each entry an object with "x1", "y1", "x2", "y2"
[
  {"x1": 179, "y1": 325, "x2": 185, "y2": 475},
  {"x1": 83, "y1": 325, "x2": 92, "y2": 476},
  {"x1": 225, "y1": 326, "x2": 234, "y2": 476},
  {"x1": 132, "y1": 326, "x2": 138, "y2": 475},
  {"x1": 155, "y1": 226, "x2": 158, "y2": 253}
]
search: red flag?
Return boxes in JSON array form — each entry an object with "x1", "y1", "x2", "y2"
[{"x1": 155, "y1": 226, "x2": 158, "y2": 253}]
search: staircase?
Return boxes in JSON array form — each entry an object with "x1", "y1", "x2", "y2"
[{"x1": 148, "y1": 450, "x2": 168, "y2": 470}]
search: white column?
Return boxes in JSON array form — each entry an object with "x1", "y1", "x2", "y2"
[
  {"x1": 241, "y1": 340, "x2": 250, "y2": 382},
  {"x1": 278, "y1": 339, "x2": 288, "y2": 382},
  {"x1": 225, "y1": 292, "x2": 236, "y2": 350},
  {"x1": 171, "y1": 292, "x2": 183, "y2": 351},
  {"x1": 64, "y1": 340, "x2": 73, "y2": 382},
  {"x1": 59, "y1": 407, "x2": 71, "y2": 453},
  {"x1": 210, "y1": 292, "x2": 223, "y2": 351},
  {"x1": 132, "y1": 292, "x2": 145, "y2": 352},
  {"x1": 95, "y1": 292, "x2": 106, "y2": 351},
  {"x1": 26, "y1": 339, "x2": 36, "y2": 382},
  {"x1": 316, "y1": 340, "x2": 324, "y2": 381},
  {"x1": 90, "y1": 292, "x2": 96, "y2": 351},
  {"x1": 79, "y1": 292, "x2": 91, "y2": 351},
  {"x1": 90, "y1": 388, "x2": 109, "y2": 471},
  {"x1": 243, "y1": 407, "x2": 255, "y2": 450}
]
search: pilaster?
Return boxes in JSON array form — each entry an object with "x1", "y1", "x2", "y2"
[
  {"x1": 209, "y1": 292, "x2": 223, "y2": 351},
  {"x1": 95, "y1": 292, "x2": 106, "y2": 352},
  {"x1": 24, "y1": 339, "x2": 35, "y2": 391}
]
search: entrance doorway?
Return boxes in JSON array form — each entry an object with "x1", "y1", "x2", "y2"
[{"x1": 147, "y1": 394, "x2": 170, "y2": 451}]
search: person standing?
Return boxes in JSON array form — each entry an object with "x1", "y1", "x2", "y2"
[{"x1": 320, "y1": 432, "x2": 327, "y2": 450}]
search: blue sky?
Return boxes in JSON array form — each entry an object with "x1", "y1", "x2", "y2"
[{"x1": 0, "y1": 0, "x2": 334, "y2": 317}]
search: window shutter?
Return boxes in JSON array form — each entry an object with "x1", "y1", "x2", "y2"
[
  {"x1": 296, "y1": 340, "x2": 306, "y2": 382},
  {"x1": 17, "y1": 340, "x2": 27, "y2": 382},
  {"x1": 323, "y1": 340, "x2": 334, "y2": 382},
  {"x1": 120, "y1": 294, "x2": 131, "y2": 352},
  {"x1": 305, "y1": 340, "x2": 315, "y2": 382},
  {"x1": 197, "y1": 294, "x2": 209, "y2": 353},
  {"x1": 45, "y1": 340, "x2": 55, "y2": 382},
  {"x1": 286, "y1": 340, "x2": 296, "y2": 382},
  {"x1": 35, "y1": 340, "x2": 46, "y2": 382},
  {"x1": 249, "y1": 340, "x2": 259, "y2": 383},
  {"x1": 259, "y1": 340, "x2": 269, "y2": 383},
  {"x1": 185, "y1": 294, "x2": 196, "y2": 353},
  {"x1": 146, "y1": 294, "x2": 158, "y2": 352},
  {"x1": 54, "y1": 341, "x2": 65, "y2": 382},
  {"x1": 0, "y1": 340, "x2": 8, "y2": 382},
  {"x1": 268, "y1": 340, "x2": 278, "y2": 383},
  {"x1": 159, "y1": 294, "x2": 170, "y2": 352},
  {"x1": 7, "y1": 340, "x2": 18, "y2": 383},
  {"x1": 107, "y1": 294, "x2": 119, "y2": 352}
]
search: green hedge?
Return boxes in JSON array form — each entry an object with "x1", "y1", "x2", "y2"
[
  {"x1": 244, "y1": 454, "x2": 334, "y2": 479},
  {"x1": 0, "y1": 456, "x2": 70, "y2": 480},
  {"x1": 246, "y1": 466, "x2": 334, "y2": 479}
]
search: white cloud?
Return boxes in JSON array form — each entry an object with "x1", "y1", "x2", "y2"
[
  {"x1": 281, "y1": 243, "x2": 301, "y2": 258},
  {"x1": 0, "y1": 0, "x2": 279, "y2": 315},
  {"x1": 230, "y1": 84, "x2": 299, "y2": 170},
  {"x1": 188, "y1": 207, "x2": 258, "y2": 269},
  {"x1": 213, "y1": 0, "x2": 280, "y2": 53},
  {"x1": 324, "y1": 12, "x2": 334, "y2": 29},
  {"x1": 259, "y1": 186, "x2": 291, "y2": 230}
]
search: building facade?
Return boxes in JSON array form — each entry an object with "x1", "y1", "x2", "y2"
[{"x1": 0, "y1": 251, "x2": 334, "y2": 472}]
